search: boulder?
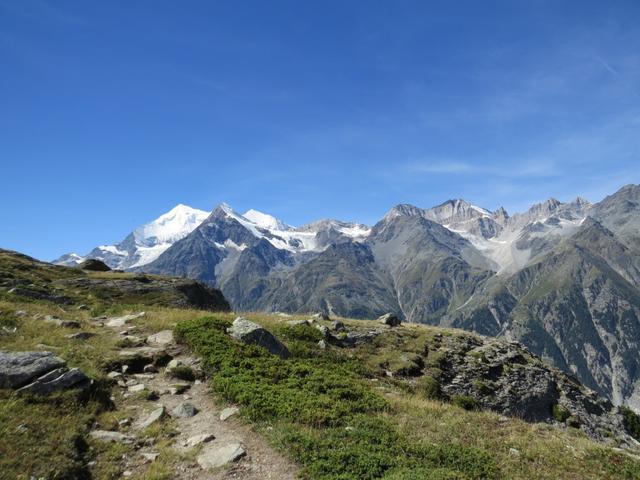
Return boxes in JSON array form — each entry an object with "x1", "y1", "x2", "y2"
[
  {"x1": 378, "y1": 313, "x2": 401, "y2": 327},
  {"x1": 227, "y1": 317, "x2": 290, "y2": 358},
  {"x1": 0, "y1": 351, "x2": 65, "y2": 389},
  {"x1": 332, "y1": 320, "x2": 345, "y2": 332},
  {"x1": 78, "y1": 259, "x2": 111, "y2": 272},
  {"x1": 171, "y1": 402, "x2": 198, "y2": 418},
  {"x1": 197, "y1": 443, "x2": 246, "y2": 469},
  {"x1": 147, "y1": 330, "x2": 174, "y2": 345},
  {"x1": 17, "y1": 367, "x2": 90, "y2": 394},
  {"x1": 312, "y1": 312, "x2": 330, "y2": 321}
]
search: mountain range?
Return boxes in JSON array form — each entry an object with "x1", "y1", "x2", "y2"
[{"x1": 55, "y1": 184, "x2": 640, "y2": 409}]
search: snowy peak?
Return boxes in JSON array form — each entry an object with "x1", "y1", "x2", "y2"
[
  {"x1": 243, "y1": 209, "x2": 292, "y2": 231},
  {"x1": 133, "y1": 204, "x2": 209, "y2": 247}
]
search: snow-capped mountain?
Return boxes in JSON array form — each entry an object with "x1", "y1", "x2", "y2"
[
  {"x1": 54, "y1": 204, "x2": 209, "y2": 269},
  {"x1": 53, "y1": 185, "x2": 640, "y2": 408}
]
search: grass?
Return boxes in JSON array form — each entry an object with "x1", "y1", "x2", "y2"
[{"x1": 175, "y1": 316, "x2": 500, "y2": 479}]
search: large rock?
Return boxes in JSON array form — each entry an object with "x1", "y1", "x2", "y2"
[
  {"x1": 0, "y1": 351, "x2": 66, "y2": 389},
  {"x1": 147, "y1": 330, "x2": 174, "y2": 345},
  {"x1": 78, "y1": 259, "x2": 111, "y2": 271},
  {"x1": 171, "y1": 402, "x2": 198, "y2": 418},
  {"x1": 227, "y1": 317, "x2": 290, "y2": 358},
  {"x1": 137, "y1": 406, "x2": 165, "y2": 430},
  {"x1": 89, "y1": 430, "x2": 135, "y2": 444},
  {"x1": 378, "y1": 313, "x2": 401, "y2": 327},
  {"x1": 17, "y1": 367, "x2": 90, "y2": 394},
  {"x1": 197, "y1": 443, "x2": 246, "y2": 469},
  {"x1": 106, "y1": 312, "x2": 146, "y2": 328}
]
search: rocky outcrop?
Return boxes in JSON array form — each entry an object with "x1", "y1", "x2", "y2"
[
  {"x1": 58, "y1": 276, "x2": 230, "y2": 311},
  {"x1": 423, "y1": 333, "x2": 637, "y2": 445},
  {"x1": 378, "y1": 313, "x2": 401, "y2": 327},
  {"x1": 0, "y1": 351, "x2": 90, "y2": 393},
  {"x1": 78, "y1": 259, "x2": 111, "y2": 272},
  {"x1": 227, "y1": 317, "x2": 290, "y2": 358}
]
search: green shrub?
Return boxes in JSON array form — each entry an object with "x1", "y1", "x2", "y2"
[
  {"x1": 175, "y1": 316, "x2": 500, "y2": 479},
  {"x1": 168, "y1": 365, "x2": 196, "y2": 382},
  {"x1": 620, "y1": 406, "x2": 640, "y2": 441},
  {"x1": 418, "y1": 376, "x2": 441, "y2": 399},
  {"x1": 552, "y1": 404, "x2": 571, "y2": 423},
  {"x1": 452, "y1": 395, "x2": 479, "y2": 411}
]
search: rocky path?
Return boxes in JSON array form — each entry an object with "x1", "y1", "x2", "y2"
[{"x1": 92, "y1": 314, "x2": 298, "y2": 479}]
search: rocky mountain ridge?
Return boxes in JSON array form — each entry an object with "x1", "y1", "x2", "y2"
[{"x1": 53, "y1": 184, "x2": 640, "y2": 409}]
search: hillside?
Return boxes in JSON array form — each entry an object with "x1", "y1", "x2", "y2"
[{"x1": 2, "y1": 250, "x2": 640, "y2": 479}]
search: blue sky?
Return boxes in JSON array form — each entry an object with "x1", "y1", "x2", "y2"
[{"x1": 1, "y1": 0, "x2": 639, "y2": 260}]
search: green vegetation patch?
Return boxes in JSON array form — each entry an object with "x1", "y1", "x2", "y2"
[
  {"x1": 620, "y1": 406, "x2": 640, "y2": 441},
  {"x1": 175, "y1": 316, "x2": 499, "y2": 479},
  {"x1": 0, "y1": 390, "x2": 105, "y2": 479}
]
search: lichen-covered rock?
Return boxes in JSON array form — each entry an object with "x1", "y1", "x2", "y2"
[{"x1": 227, "y1": 317, "x2": 290, "y2": 358}]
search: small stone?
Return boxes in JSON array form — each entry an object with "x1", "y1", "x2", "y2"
[
  {"x1": 166, "y1": 359, "x2": 181, "y2": 371},
  {"x1": 509, "y1": 448, "x2": 521, "y2": 457},
  {"x1": 197, "y1": 443, "x2": 246, "y2": 469},
  {"x1": 141, "y1": 452, "x2": 160, "y2": 463},
  {"x1": 312, "y1": 312, "x2": 330, "y2": 321},
  {"x1": 286, "y1": 320, "x2": 309, "y2": 327},
  {"x1": 89, "y1": 430, "x2": 135, "y2": 444},
  {"x1": 185, "y1": 433, "x2": 215, "y2": 447},
  {"x1": 219, "y1": 406, "x2": 239, "y2": 421},
  {"x1": 119, "y1": 418, "x2": 132, "y2": 427},
  {"x1": 147, "y1": 330, "x2": 174, "y2": 345},
  {"x1": 76, "y1": 304, "x2": 89, "y2": 311},
  {"x1": 65, "y1": 332, "x2": 95, "y2": 340},
  {"x1": 128, "y1": 384, "x2": 145, "y2": 393},
  {"x1": 171, "y1": 402, "x2": 198, "y2": 418},
  {"x1": 137, "y1": 406, "x2": 165, "y2": 429},
  {"x1": 317, "y1": 340, "x2": 327, "y2": 349},
  {"x1": 169, "y1": 383, "x2": 191, "y2": 395},
  {"x1": 106, "y1": 312, "x2": 145, "y2": 328},
  {"x1": 143, "y1": 364, "x2": 158, "y2": 373}
]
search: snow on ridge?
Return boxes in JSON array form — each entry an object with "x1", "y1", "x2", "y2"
[
  {"x1": 134, "y1": 204, "x2": 209, "y2": 247},
  {"x1": 243, "y1": 209, "x2": 291, "y2": 231}
]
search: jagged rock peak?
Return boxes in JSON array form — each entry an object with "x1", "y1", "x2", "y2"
[
  {"x1": 384, "y1": 203, "x2": 424, "y2": 220},
  {"x1": 493, "y1": 206, "x2": 509, "y2": 223}
]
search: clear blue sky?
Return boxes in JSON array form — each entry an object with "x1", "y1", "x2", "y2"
[{"x1": 1, "y1": 0, "x2": 639, "y2": 260}]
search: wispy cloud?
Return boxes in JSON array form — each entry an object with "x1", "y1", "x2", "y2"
[{"x1": 404, "y1": 159, "x2": 559, "y2": 178}]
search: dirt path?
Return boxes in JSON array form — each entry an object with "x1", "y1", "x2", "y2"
[{"x1": 96, "y1": 315, "x2": 298, "y2": 479}]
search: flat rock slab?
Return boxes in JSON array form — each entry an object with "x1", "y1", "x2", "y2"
[
  {"x1": 197, "y1": 443, "x2": 246, "y2": 469},
  {"x1": 147, "y1": 330, "x2": 174, "y2": 345},
  {"x1": 227, "y1": 317, "x2": 290, "y2": 358},
  {"x1": 0, "y1": 351, "x2": 66, "y2": 389},
  {"x1": 17, "y1": 367, "x2": 90, "y2": 394},
  {"x1": 106, "y1": 312, "x2": 146, "y2": 328},
  {"x1": 90, "y1": 430, "x2": 135, "y2": 444},
  {"x1": 219, "y1": 406, "x2": 240, "y2": 421},
  {"x1": 137, "y1": 406, "x2": 165, "y2": 430}
]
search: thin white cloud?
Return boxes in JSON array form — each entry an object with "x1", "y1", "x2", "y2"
[{"x1": 405, "y1": 159, "x2": 559, "y2": 178}]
